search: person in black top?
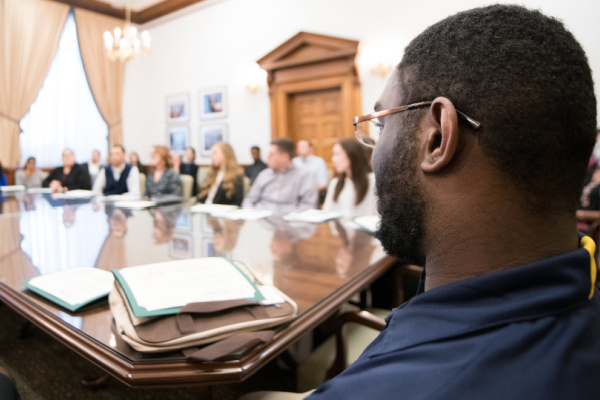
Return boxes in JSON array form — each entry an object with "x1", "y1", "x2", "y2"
[
  {"x1": 42, "y1": 149, "x2": 91, "y2": 192},
  {"x1": 180, "y1": 147, "x2": 199, "y2": 196},
  {"x1": 198, "y1": 142, "x2": 244, "y2": 206},
  {"x1": 244, "y1": 146, "x2": 267, "y2": 185}
]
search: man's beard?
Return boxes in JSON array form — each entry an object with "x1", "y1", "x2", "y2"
[{"x1": 374, "y1": 130, "x2": 426, "y2": 266}]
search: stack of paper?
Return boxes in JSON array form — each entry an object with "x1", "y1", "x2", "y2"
[
  {"x1": 353, "y1": 215, "x2": 380, "y2": 233},
  {"x1": 101, "y1": 193, "x2": 140, "y2": 202},
  {"x1": 283, "y1": 209, "x2": 341, "y2": 223},
  {"x1": 0, "y1": 185, "x2": 26, "y2": 192},
  {"x1": 53, "y1": 189, "x2": 96, "y2": 199},
  {"x1": 23, "y1": 268, "x2": 114, "y2": 312},
  {"x1": 113, "y1": 258, "x2": 265, "y2": 318}
]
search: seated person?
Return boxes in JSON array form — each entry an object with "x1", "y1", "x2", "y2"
[
  {"x1": 181, "y1": 147, "x2": 199, "y2": 196},
  {"x1": 92, "y1": 145, "x2": 140, "y2": 197},
  {"x1": 198, "y1": 142, "x2": 244, "y2": 206},
  {"x1": 322, "y1": 139, "x2": 376, "y2": 219},
  {"x1": 15, "y1": 157, "x2": 45, "y2": 188},
  {"x1": 129, "y1": 151, "x2": 147, "y2": 175},
  {"x1": 305, "y1": 5, "x2": 600, "y2": 400},
  {"x1": 0, "y1": 161, "x2": 6, "y2": 186},
  {"x1": 42, "y1": 149, "x2": 91, "y2": 192},
  {"x1": 243, "y1": 138, "x2": 317, "y2": 211},
  {"x1": 144, "y1": 145, "x2": 182, "y2": 198},
  {"x1": 171, "y1": 152, "x2": 182, "y2": 173},
  {"x1": 244, "y1": 146, "x2": 267, "y2": 185},
  {"x1": 87, "y1": 149, "x2": 102, "y2": 184},
  {"x1": 293, "y1": 140, "x2": 328, "y2": 193}
]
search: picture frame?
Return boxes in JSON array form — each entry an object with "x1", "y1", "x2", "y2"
[
  {"x1": 169, "y1": 233, "x2": 194, "y2": 259},
  {"x1": 167, "y1": 125, "x2": 190, "y2": 154},
  {"x1": 198, "y1": 86, "x2": 227, "y2": 120},
  {"x1": 200, "y1": 124, "x2": 228, "y2": 157},
  {"x1": 166, "y1": 93, "x2": 190, "y2": 123}
]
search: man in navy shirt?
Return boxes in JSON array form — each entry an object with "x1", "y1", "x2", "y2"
[
  {"x1": 305, "y1": 4, "x2": 600, "y2": 400},
  {"x1": 92, "y1": 145, "x2": 140, "y2": 197}
]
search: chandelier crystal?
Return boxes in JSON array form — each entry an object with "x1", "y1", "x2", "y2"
[{"x1": 103, "y1": 7, "x2": 150, "y2": 62}]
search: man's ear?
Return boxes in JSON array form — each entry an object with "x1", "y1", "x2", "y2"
[{"x1": 421, "y1": 97, "x2": 460, "y2": 173}]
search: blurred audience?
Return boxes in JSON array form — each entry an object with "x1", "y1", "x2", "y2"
[
  {"x1": 293, "y1": 140, "x2": 328, "y2": 192},
  {"x1": 181, "y1": 147, "x2": 199, "y2": 196},
  {"x1": 171, "y1": 153, "x2": 182, "y2": 173},
  {"x1": 144, "y1": 145, "x2": 182, "y2": 198},
  {"x1": 42, "y1": 149, "x2": 91, "y2": 192},
  {"x1": 198, "y1": 142, "x2": 244, "y2": 206},
  {"x1": 243, "y1": 138, "x2": 317, "y2": 211},
  {"x1": 15, "y1": 157, "x2": 45, "y2": 188},
  {"x1": 129, "y1": 151, "x2": 147, "y2": 175},
  {"x1": 244, "y1": 146, "x2": 267, "y2": 185},
  {"x1": 323, "y1": 139, "x2": 376, "y2": 219},
  {"x1": 92, "y1": 145, "x2": 140, "y2": 197}
]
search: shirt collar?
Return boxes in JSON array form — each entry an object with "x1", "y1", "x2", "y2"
[{"x1": 372, "y1": 237, "x2": 597, "y2": 357}]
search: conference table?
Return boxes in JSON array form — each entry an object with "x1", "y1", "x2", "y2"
[{"x1": 0, "y1": 192, "x2": 394, "y2": 391}]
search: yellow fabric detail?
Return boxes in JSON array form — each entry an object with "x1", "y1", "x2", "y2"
[{"x1": 581, "y1": 236, "x2": 597, "y2": 300}]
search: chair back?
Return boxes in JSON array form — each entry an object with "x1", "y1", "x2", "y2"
[
  {"x1": 139, "y1": 173, "x2": 146, "y2": 196},
  {"x1": 243, "y1": 176, "x2": 251, "y2": 195},
  {"x1": 180, "y1": 174, "x2": 194, "y2": 200}
]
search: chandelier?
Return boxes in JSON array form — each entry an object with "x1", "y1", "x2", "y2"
[{"x1": 103, "y1": 6, "x2": 150, "y2": 62}]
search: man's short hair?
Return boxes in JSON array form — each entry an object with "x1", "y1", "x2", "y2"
[
  {"x1": 251, "y1": 146, "x2": 260, "y2": 152},
  {"x1": 271, "y1": 138, "x2": 295, "y2": 159},
  {"x1": 187, "y1": 147, "x2": 196, "y2": 158},
  {"x1": 398, "y1": 5, "x2": 596, "y2": 213},
  {"x1": 112, "y1": 144, "x2": 125, "y2": 153}
]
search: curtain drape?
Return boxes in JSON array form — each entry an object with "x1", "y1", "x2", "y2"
[
  {"x1": 74, "y1": 8, "x2": 125, "y2": 148},
  {"x1": 0, "y1": 0, "x2": 69, "y2": 167}
]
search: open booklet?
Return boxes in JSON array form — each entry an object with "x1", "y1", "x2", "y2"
[
  {"x1": 23, "y1": 268, "x2": 115, "y2": 312},
  {"x1": 112, "y1": 257, "x2": 268, "y2": 318}
]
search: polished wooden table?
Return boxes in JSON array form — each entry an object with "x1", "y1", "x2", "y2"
[{"x1": 0, "y1": 193, "x2": 393, "y2": 388}]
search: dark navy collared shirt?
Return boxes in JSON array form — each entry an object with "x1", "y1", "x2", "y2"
[{"x1": 307, "y1": 238, "x2": 600, "y2": 399}]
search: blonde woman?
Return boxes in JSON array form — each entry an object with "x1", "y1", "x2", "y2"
[{"x1": 198, "y1": 142, "x2": 244, "y2": 206}]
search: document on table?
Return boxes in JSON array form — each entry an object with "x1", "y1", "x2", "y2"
[
  {"x1": 113, "y1": 257, "x2": 265, "y2": 318},
  {"x1": 114, "y1": 200, "x2": 157, "y2": 209},
  {"x1": 190, "y1": 204, "x2": 239, "y2": 214},
  {"x1": 0, "y1": 185, "x2": 26, "y2": 192},
  {"x1": 53, "y1": 189, "x2": 96, "y2": 199},
  {"x1": 210, "y1": 208, "x2": 273, "y2": 220},
  {"x1": 25, "y1": 187, "x2": 54, "y2": 194},
  {"x1": 283, "y1": 209, "x2": 341, "y2": 223},
  {"x1": 353, "y1": 215, "x2": 380, "y2": 234},
  {"x1": 23, "y1": 268, "x2": 114, "y2": 312},
  {"x1": 100, "y1": 193, "x2": 140, "y2": 202}
]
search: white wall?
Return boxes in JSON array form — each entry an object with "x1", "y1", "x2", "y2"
[{"x1": 122, "y1": 0, "x2": 600, "y2": 165}]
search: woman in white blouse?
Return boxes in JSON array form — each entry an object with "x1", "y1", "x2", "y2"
[
  {"x1": 323, "y1": 138, "x2": 376, "y2": 219},
  {"x1": 197, "y1": 142, "x2": 245, "y2": 206}
]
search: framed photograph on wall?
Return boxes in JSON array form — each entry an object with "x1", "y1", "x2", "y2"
[
  {"x1": 198, "y1": 86, "x2": 227, "y2": 120},
  {"x1": 166, "y1": 93, "x2": 190, "y2": 123},
  {"x1": 169, "y1": 233, "x2": 194, "y2": 259},
  {"x1": 200, "y1": 124, "x2": 228, "y2": 157},
  {"x1": 167, "y1": 125, "x2": 190, "y2": 153}
]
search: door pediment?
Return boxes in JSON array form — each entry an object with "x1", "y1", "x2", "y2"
[{"x1": 258, "y1": 32, "x2": 359, "y2": 71}]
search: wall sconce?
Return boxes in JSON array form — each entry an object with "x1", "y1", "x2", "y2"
[
  {"x1": 246, "y1": 62, "x2": 267, "y2": 94},
  {"x1": 371, "y1": 62, "x2": 393, "y2": 78}
]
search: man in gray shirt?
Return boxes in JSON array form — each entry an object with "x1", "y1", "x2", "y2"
[{"x1": 243, "y1": 138, "x2": 318, "y2": 212}]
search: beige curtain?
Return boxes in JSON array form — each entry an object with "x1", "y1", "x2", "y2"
[
  {"x1": 74, "y1": 8, "x2": 125, "y2": 148},
  {"x1": 0, "y1": 0, "x2": 69, "y2": 167}
]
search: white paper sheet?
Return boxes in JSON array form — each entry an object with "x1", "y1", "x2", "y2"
[
  {"x1": 0, "y1": 185, "x2": 26, "y2": 192},
  {"x1": 283, "y1": 209, "x2": 341, "y2": 223},
  {"x1": 26, "y1": 267, "x2": 114, "y2": 306},
  {"x1": 353, "y1": 215, "x2": 380, "y2": 233},
  {"x1": 114, "y1": 200, "x2": 157, "y2": 209},
  {"x1": 211, "y1": 208, "x2": 273, "y2": 220},
  {"x1": 53, "y1": 189, "x2": 96, "y2": 199},
  {"x1": 26, "y1": 187, "x2": 54, "y2": 194},
  {"x1": 117, "y1": 258, "x2": 259, "y2": 312},
  {"x1": 190, "y1": 204, "x2": 239, "y2": 214}
]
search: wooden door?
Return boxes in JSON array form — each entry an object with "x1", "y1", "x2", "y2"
[{"x1": 288, "y1": 87, "x2": 343, "y2": 168}]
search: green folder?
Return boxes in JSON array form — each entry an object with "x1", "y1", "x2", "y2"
[{"x1": 112, "y1": 257, "x2": 265, "y2": 318}]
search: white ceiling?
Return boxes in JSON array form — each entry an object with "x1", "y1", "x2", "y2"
[{"x1": 95, "y1": 0, "x2": 165, "y2": 12}]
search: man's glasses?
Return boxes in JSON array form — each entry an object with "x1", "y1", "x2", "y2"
[{"x1": 353, "y1": 101, "x2": 482, "y2": 148}]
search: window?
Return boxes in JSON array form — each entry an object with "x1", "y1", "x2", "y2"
[{"x1": 19, "y1": 12, "x2": 108, "y2": 168}]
